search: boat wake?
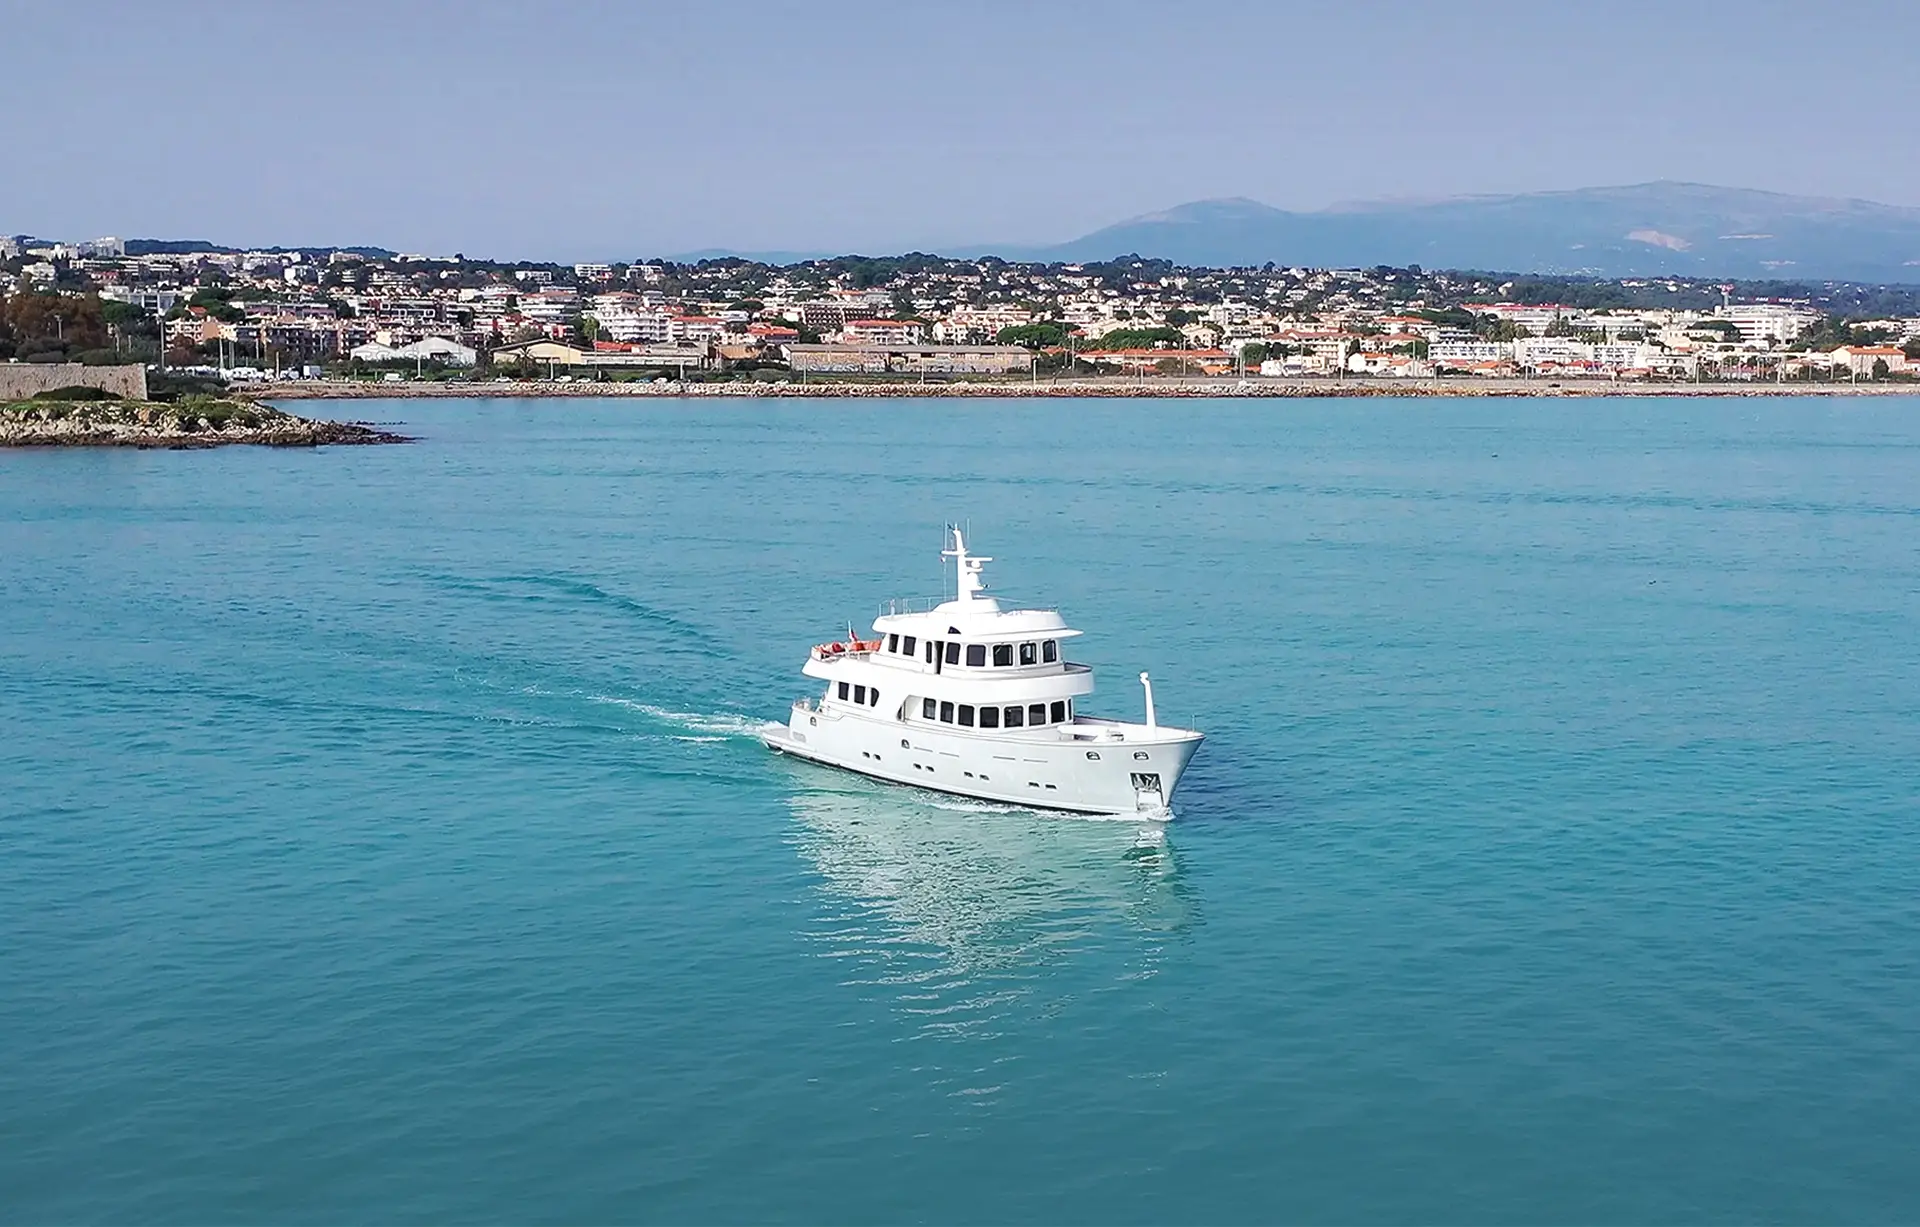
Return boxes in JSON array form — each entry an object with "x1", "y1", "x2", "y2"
[{"x1": 587, "y1": 695, "x2": 780, "y2": 740}]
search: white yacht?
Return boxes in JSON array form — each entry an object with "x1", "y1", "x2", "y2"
[{"x1": 763, "y1": 528, "x2": 1203, "y2": 816}]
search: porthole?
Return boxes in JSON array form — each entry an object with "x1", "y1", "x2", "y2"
[
  {"x1": 1086, "y1": 751, "x2": 1101, "y2": 760},
  {"x1": 809, "y1": 716, "x2": 817, "y2": 726},
  {"x1": 900, "y1": 739, "x2": 910, "y2": 749},
  {"x1": 1133, "y1": 751, "x2": 1150, "y2": 761}
]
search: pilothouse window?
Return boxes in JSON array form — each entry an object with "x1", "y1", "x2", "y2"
[
  {"x1": 886, "y1": 633, "x2": 898, "y2": 653},
  {"x1": 1019, "y1": 642, "x2": 1037, "y2": 666},
  {"x1": 992, "y1": 644, "x2": 1013, "y2": 666},
  {"x1": 1042, "y1": 640, "x2": 1058, "y2": 663},
  {"x1": 1029, "y1": 703, "x2": 1046, "y2": 726},
  {"x1": 853, "y1": 684, "x2": 866, "y2": 705},
  {"x1": 903, "y1": 636, "x2": 916, "y2": 655},
  {"x1": 1051, "y1": 700, "x2": 1066, "y2": 723},
  {"x1": 965, "y1": 644, "x2": 986, "y2": 667},
  {"x1": 1004, "y1": 705, "x2": 1023, "y2": 728},
  {"x1": 958, "y1": 704, "x2": 975, "y2": 727},
  {"x1": 939, "y1": 701, "x2": 954, "y2": 723},
  {"x1": 979, "y1": 706, "x2": 999, "y2": 729},
  {"x1": 923, "y1": 698, "x2": 936, "y2": 719},
  {"x1": 837, "y1": 682, "x2": 849, "y2": 700},
  {"x1": 944, "y1": 642, "x2": 960, "y2": 666}
]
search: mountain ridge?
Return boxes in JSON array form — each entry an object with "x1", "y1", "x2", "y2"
[{"x1": 1027, "y1": 181, "x2": 1920, "y2": 281}]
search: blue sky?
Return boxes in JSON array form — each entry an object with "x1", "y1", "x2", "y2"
[{"x1": 7, "y1": 1, "x2": 1915, "y2": 260}]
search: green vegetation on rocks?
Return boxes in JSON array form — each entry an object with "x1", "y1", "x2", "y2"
[{"x1": 1, "y1": 396, "x2": 409, "y2": 448}]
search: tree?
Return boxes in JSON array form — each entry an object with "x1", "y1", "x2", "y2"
[
  {"x1": 1872, "y1": 358, "x2": 1891, "y2": 380},
  {"x1": 996, "y1": 321, "x2": 1073, "y2": 349}
]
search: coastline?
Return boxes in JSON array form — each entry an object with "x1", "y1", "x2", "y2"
[{"x1": 248, "y1": 376, "x2": 1917, "y2": 400}]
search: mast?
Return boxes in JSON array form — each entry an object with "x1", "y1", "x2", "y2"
[{"x1": 941, "y1": 526, "x2": 991, "y2": 608}]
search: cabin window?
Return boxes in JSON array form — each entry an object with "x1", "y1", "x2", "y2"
[
  {"x1": 837, "y1": 682, "x2": 849, "y2": 700},
  {"x1": 1042, "y1": 640, "x2": 1058, "y2": 663},
  {"x1": 1051, "y1": 700, "x2": 1067, "y2": 723},
  {"x1": 965, "y1": 644, "x2": 986, "y2": 667},
  {"x1": 926, "y1": 641, "x2": 936, "y2": 663},
  {"x1": 979, "y1": 706, "x2": 999, "y2": 729},
  {"x1": 992, "y1": 643, "x2": 1013, "y2": 666},
  {"x1": 923, "y1": 697, "x2": 936, "y2": 719},
  {"x1": 869, "y1": 689, "x2": 880, "y2": 707},
  {"x1": 1029, "y1": 703, "x2": 1047, "y2": 726},
  {"x1": 886, "y1": 633, "x2": 898, "y2": 653},
  {"x1": 945, "y1": 642, "x2": 961, "y2": 665},
  {"x1": 1019, "y1": 642, "x2": 1037, "y2": 666},
  {"x1": 1004, "y1": 704, "x2": 1024, "y2": 728},
  {"x1": 853, "y1": 684, "x2": 866, "y2": 705},
  {"x1": 903, "y1": 635, "x2": 917, "y2": 656},
  {"x1": 939, "y1": 701, "x2": 954, "y2": 723},
  {"x1": 958, "y1": 704, "x2": 975, "y2": 727}
]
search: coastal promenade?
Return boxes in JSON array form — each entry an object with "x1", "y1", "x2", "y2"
[{"x1": 251, "y1": 376, "x2": 1917, "y2": 400}]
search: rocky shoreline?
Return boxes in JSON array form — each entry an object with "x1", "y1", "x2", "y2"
[
  {"x1": 1, "y1": 397, "x2": 411, "y2": 448},
  {"x1": 249, "y1": 376, "x2": 1915, "y2": 400}
]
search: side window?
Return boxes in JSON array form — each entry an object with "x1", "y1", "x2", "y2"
[
  {"x1": 887, "y1": 633, "x2": 898, "y2": 653},
  {"x1": 944, "y1": 642, "x2": 960, "y2": 665},
  {"x1": 1042, "y1": 640, "x2": 1058, "y2": 663},
  {"x1": 979, "y1": 706, "x2": 999, "y2": 728},
  {"x1": 925, "y1": 640, "x2": 936, "y2": 663},
  {"x1": 991, "y1": 644, "x2": 1013, "y2": 666},
  {"x1": 903, "y1": 635, "x2": 917, "y2": 656},
  {"x1": 869, "y1": 689, "x2": 880, "y2": 707},
  {"x1": 1051, "y1": 700, "x2": 1066, "y2": 723},
  {"x1": 939, "y1": 701, "x2": 954, "y2": 723},
  {"x1": 958, "y1": 704, "x2": 975, "y2": 727},
  {"x1": 1004, "y1": 704, "x2": 1024, "y2": 728},
  {"x1": 1028, "y1": 703, "x2": 1046, "y2": 726},
  {"x1": 965, "y1": 644, "x2": 986, "y2": 667},
  {"x1": 923, "y1": 697, "x2": 936, "y2": 719},
  {"x1": 853, "y1": 684, "x2": 866, "y2": 705},
  {"x1": 837, "y1": 681, "x2": 849, "y2": 700},
  {"x1": 1019, "y1": 642, "x2": 1037, "y2": 665}
]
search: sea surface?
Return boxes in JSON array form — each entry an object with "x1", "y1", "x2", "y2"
[{"x1": 4, "y1": 396, "x2": 1918, "y2": 1224}]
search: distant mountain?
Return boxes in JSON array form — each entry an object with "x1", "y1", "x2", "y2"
[{"x1": 1034, "y1": 183, "x2": 1920, "y2": 282}]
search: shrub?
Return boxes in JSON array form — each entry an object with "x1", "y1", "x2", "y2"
[{"x1": 31, "y1": 385, "x2": 122, "y2": 401}]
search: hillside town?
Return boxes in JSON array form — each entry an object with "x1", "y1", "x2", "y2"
[{"x1": 5, "y1": 234, "x2": 1920, "y2": 385}]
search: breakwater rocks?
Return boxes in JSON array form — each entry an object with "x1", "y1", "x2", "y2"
[
  {"x1": 1, "y1": 397, "x2": 411, "y2": 448},
  {"x1": 254, "y1": 377, "x2": 1912, "y2": 400}
]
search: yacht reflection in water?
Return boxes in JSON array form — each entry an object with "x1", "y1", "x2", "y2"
[{"x1": 781, "y1": 766, "x2": 1195, "y2": 1017}]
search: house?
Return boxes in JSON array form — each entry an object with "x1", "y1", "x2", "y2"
[{"x1": 1829, "y1": 346, "x2": 1908, "y2": 378}]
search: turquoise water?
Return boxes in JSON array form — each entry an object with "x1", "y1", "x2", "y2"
[{"x1": 4, "y1": 396, "x2": 1918, "y2": 1224}]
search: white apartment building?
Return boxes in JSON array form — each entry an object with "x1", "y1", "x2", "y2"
[
  {"x1": 1513, "y1": 337, "x2": 1595, "y2": 366},
  {"x1": 1716, "y1": 304, "x2": 1821, "y2": 344},
  {"x1": 841, "y1": 319, "x2": 924, "y2": 345},
  {"x1": 1468, "y1": 303, "x2": 1575, "y2": 335},
  {"x1": 1431, "y1": 340, "x2": 1512, "y2": 365},
  {"x1": 936, "y1": 304, "x2": 1033, "y2": 342},
  {"x1": 595, "y1": 310, "x2": 673, "y2": 343}
]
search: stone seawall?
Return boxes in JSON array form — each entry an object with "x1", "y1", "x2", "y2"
[
  {"x1": 0, "y1": 363, "x2": 148, "y2": 401},
  {"x1": 250, "y1": 376, "x2": 1917, "y2": 400}
]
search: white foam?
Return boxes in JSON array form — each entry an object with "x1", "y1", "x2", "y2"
[{"x1": 589, "y1": 695, "x2": 778, "y2": 738}]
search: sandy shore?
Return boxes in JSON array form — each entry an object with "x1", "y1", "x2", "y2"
[{"x1": 249, "y1": 376, "x2": 1915, "y2": 400}]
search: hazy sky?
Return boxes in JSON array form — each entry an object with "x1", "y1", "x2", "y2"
[{"x1": 8, "y1": 1, "x2": 1916, "y2": 260}]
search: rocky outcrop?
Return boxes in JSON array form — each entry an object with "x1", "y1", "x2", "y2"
[{"x1": 0, "y1": 397, "x2": 411, "y2": 448}]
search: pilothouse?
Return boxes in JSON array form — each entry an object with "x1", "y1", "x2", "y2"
[{"x1": 763, "y1": 528, "x2": 1203, "y2": 815}]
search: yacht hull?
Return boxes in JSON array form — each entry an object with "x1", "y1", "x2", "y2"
[{"x1": 764, "y1": 703, "x2": 1201, "y2": 816}]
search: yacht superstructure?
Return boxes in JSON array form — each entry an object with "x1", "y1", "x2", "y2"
[{"x1": 762, "y1": 528, "x2": 1203, "y2": 815}]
